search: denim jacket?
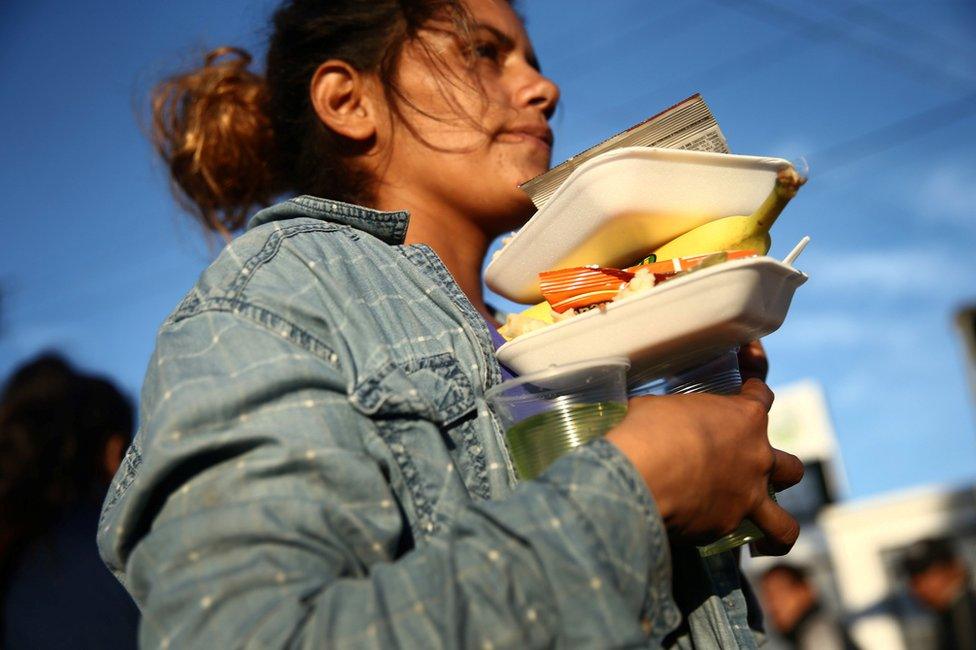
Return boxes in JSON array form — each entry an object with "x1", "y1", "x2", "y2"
[{"x1": 98, "y1": 197, "x2": 762, "y2": 648}]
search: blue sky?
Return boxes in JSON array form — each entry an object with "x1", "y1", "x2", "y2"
[{"x1": 1, "y1": 0, "x2": 975, "y2": 500}]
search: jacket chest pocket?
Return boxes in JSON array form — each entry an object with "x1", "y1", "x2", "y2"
[
  {"x1": 350, "y1": 353, "x2": 477, "y2": 426},
  {"x1": 350, "y1": 353, "x2": 489, "y2": 538}
]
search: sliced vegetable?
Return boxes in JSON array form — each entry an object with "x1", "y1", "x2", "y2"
[
  {"x1": 536, "y1": 249, "x2": 759, "y2": 316},
  {"x1": 626, "y1": 249, "x2": 757, "y2": 277},
  {"x1": 539, "y1": 267, "x2": 634, "y2": 313}
]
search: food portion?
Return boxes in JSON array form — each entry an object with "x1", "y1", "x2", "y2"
[
  {"x1": 497, "y1": 165, "x2": 805, "y2": 342},
  {"x1": 538, "y1": 250, "x2": 758, "y2": 313},
  {"x1": 498, "y1": 250, "x2": 756, "y2": 340},
  {"x1": 651, "y1": 165, "x2": 804, "y2": 260}
]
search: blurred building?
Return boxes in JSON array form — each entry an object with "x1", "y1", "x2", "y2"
[
  {"x1": 744, "y1": 379, "x2": 850, "y2": 648},
  {"x1": 821, "y1": 485, "x2": 976, "y2": 649},
  {"x1": 956, "y1": 305, "x2": 976, "y2": 410},
  {"x1": 745, "y1": 379, "x2": 976, "y2": 650}
]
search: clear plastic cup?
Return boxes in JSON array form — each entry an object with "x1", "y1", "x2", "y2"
[
  {"x1": 486, "y1": 358, "x2": 630, "y2": 481},
  {"x1": 628, "y1": 349, "x2": 767, "y2": 557},
  {"x1": 659, "y1": 350, "x2": 743, "y2": 396},
  {"x1": 627, "y1": 349, "x2": 743, "y2": 397}
]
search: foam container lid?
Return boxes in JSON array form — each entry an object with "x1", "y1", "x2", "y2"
[
  {"x1": 496, "y1": 256, "x2": 808, "y2": 378},
  {"x1": 485, "y1": 147, "x2": 793, "y2": 303}
]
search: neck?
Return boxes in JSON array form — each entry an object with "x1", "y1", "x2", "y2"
[{"x1": 375, "y1": 187, "x2": 498, "y2": 325}]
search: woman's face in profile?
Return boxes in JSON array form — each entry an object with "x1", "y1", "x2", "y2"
[{"x1": 382, "y1": 0, "x2": 560, "y2": 234}]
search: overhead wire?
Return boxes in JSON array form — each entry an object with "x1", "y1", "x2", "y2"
[
  {"x1": 711, "y1": 0, "x2": 976, "y2": 173},
  {"x1": 573, "y1": 0, "x2": 974, "y2": 125},
  {"x1": 591, "y1": 0, "x2": 976, "y2": 174},
  {"x1": 536, "y1": 1, "x2": 710, "y2": 73},
  {"x1": 5, "y1": 1, "x2": 976, "y2": 326},
  {"x1": 806, "y1": 91, "x2": 976, "y2": 175},
  {"x1": 703, "y1": 0, "x2": 975, "y2": 92},
  {"x1": 577, "y1": 0, "x2": 935, "y2": 123},
  {"x1": 814, "y1": 0, "x2": 975, "y2": 66}
]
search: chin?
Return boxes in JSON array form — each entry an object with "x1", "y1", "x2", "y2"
[{"x1": 487, "y1": 190, "x2": 537, "y2": 235}]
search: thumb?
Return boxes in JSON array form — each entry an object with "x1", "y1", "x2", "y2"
[
  {"x1": 738, "y1": 378, "x2": 774, "y2": 412},
  {"x1": 749, "y1": 495, "x2": 800, "y2": 556}
]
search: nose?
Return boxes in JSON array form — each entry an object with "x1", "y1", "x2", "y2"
[{"x1": 517, "y1": 68, "x2": 560, "y2": 120}]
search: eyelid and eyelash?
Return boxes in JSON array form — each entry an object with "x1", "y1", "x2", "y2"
[
  {"x1": 474, "y1": 40, "x2": 503, "y2": 62},
  {"x1": 471, "y1": 24, "x2": 541, "y2": 72},
  {"x1": 471, "y1": 40, "x2": 543, "y2": 76}
]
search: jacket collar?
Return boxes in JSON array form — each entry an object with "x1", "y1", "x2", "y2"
[{"x1": 248, "y1": 196, "x2": 410, "y2": 246}]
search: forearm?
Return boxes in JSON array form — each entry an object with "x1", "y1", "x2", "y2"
[
  {"x1": 121, "y1": 440, "x2": 675, "y2": 649},
  {"x1": 98, "y1": 308, "x2": 680, "y2": 647}
]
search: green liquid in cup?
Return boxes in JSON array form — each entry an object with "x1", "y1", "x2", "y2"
[{"x1": 505, "y1": 401, "x2": 627, "y2": 480}]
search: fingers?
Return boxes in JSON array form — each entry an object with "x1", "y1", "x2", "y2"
[
  {"x1": 769, "y1": 449, "x2": 804, "y2": 491},
  {"x1": 738, "y1": 340, "x2": 769, "y2": 383},
  {"x1": 749, "y1": 495, "x2": 800, "y2": 556},
  {"x1": 739, "y1": 378, "x2": 774, "y2": 413}
]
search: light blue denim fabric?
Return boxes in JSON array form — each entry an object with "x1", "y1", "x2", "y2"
[{"x1": 98, "y1": 196, "x2": 762, "y2": 648}]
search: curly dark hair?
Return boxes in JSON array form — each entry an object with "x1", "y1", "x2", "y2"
[{"x1": 0, "y1": 353, "x2": 133, "y2": 593}]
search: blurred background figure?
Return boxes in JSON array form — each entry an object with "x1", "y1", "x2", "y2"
[
  {"x1": 760, "y1": 563, "x2": 859, "y2": 650},
  {"x1": 903, "y1": 537, "x2": 976, "y2": 650},
  {"x1": 0, "y1": 353, "x2": 138, "y2": 649}
]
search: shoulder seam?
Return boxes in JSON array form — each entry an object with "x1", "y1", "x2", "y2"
[
  {"x1": 170, "y1": 296, "x2": 341, "y2": 369},
  {"x1": 228, "y1": 222, "x2": 348, "y2": 298}
]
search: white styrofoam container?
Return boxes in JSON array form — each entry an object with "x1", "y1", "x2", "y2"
[
  {"x1": 485, "y1": 147, "x2": 793, "y2": 303},
  {"x1": 496, "y1": 256, "x2": 807, "y2": 378}
]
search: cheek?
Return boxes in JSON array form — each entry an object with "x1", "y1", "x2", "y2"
[
  {"x1": 474, "y1": 149, "x2": 529, "y2": 202},
  {"x1": 913, "y1": 574, "x2": 942, "y2": 601},
  {"x1": 493, "y1": 145, "x2": 551, "y2": 187}
]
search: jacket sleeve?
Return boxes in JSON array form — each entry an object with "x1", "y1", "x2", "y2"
[{"x1": 98, "y1": 308, "x2": 678, "y2": 649}]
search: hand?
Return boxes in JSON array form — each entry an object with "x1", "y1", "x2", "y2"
[
  {"x1": 738, "y1": 340, "x2": 768, "y2": 383},
  {"x1": 606, "y1": 379, "x2": 803, "y2": 554}
]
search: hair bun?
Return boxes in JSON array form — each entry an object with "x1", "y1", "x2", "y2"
[
  {"x1": 151, "y1": 46, "x2": 281, "y2": 236},
  {"x1": 205, "y1": 46, "x2": 252, "y2": 69}
]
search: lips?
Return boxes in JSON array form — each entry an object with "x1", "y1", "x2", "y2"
[{"x1": 498, "y1": 124, "x2": 553, "y2": 149}]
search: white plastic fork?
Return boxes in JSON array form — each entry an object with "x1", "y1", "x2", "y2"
[{"x1": 782, "y1": 236, "x2": 811, "y2": 267}]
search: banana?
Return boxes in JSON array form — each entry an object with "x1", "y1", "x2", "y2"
[
  {"x1": 497, "y1": 300, "x2": 554, "y2": 341},
  {"x1": 499, "y1": 165, "x2": 805, "y2": 340},
  {"x1": 651, "y1": 166, "x2": 805, "y2": 260},
  {"x1": 517, "y1": 300, "x2": 555, "y2": 325}
]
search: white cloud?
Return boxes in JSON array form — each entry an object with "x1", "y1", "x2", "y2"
[
  {"x1": 802, "y1": 245, "x2": 963, "y2": 298},
  {"x1": 776, "y1": 312, "x2": 866, "y2": 348},
  {"x1": 830, "y1": 368, "x2": 876, "y2": 411},
  {"x1": 767, "y1": 139, "x2": 813, "y2": 170},
  {"x1": 774, "y1": 310, "x2": 919, "y2": 353},
  {"x1": 916, "y1": 165, "x2": 976, "y2": 229}
]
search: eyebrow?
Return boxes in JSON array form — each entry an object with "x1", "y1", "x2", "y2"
[{"x1": 473, "y1": 22, "x2": 541, "y2": 72}]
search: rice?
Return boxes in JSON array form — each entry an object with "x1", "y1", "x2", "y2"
[{"x1": 612, "y1": 268, "x2": 656, "y2": 303}]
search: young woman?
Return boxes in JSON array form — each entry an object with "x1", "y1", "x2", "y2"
[{"x1": 99, "y1": 0, "x2": 804, "y2": 647}]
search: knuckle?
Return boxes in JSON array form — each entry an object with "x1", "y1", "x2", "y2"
[
  {"x1": 786, "y1": 453, "x2": 804, "y2": 481},
  {"x1": 780, "y1": 453, "x2": 804, "y2": 486},
  {"x1": 754, "y1": 484, "x2": 770, "y2": 509},
  {"x1": 760, "y1": 519, "x2": 801, "y2": 557},
  {"x1": 719, "y1": 514, "x2": 742, "y2": 537},
  {"x1": 740, "y1": 398, "x2": 767, "y2": 424},
  {"x1": 778, "y1": 518, "x2": 801, "y2": 548}
]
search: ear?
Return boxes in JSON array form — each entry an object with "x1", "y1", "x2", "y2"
[
  {"x1": 102, "y1": 433, "x2": 128, "y2": 479},
  {"x1": 310, "y1": 60, "x2": 380, "y2": 142}
]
